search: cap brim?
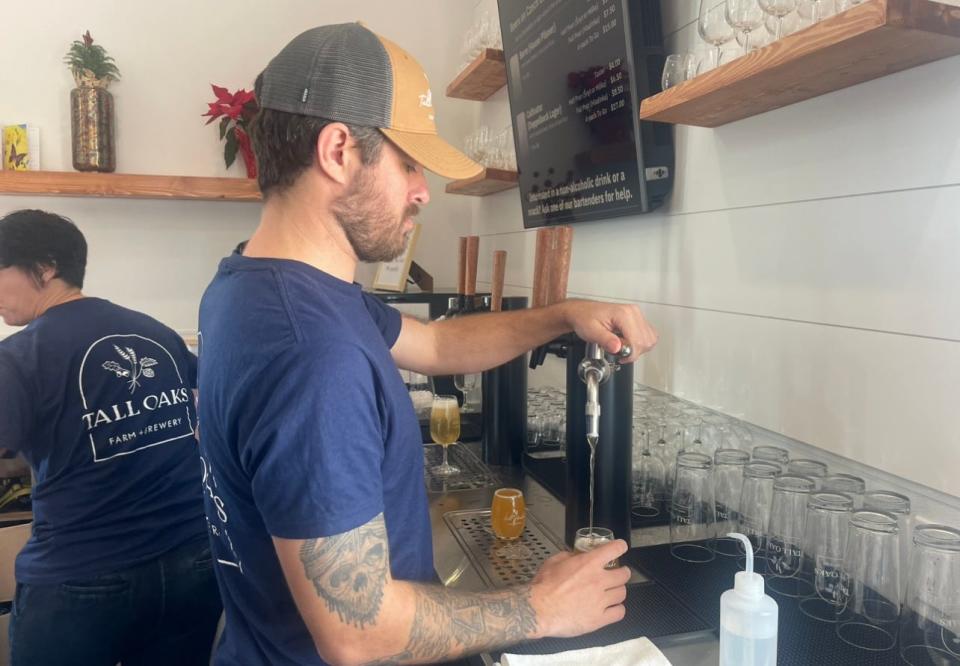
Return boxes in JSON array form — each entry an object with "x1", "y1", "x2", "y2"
[{"x1": 380, "y1": 128, "x2": 484, "y2": 180}]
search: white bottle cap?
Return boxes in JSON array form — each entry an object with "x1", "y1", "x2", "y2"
[{"x1": 728, "y1": 532, "x2": 764, "y2": 599}]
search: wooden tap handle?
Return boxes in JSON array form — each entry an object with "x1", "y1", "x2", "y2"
[
  {"x1": 464, "y1": 236, "x2": 480, "y2": 296},
  {"x1": 491, "y1": 250, "x2": 507, "y2": 312},
  {"x1": 532, "y1": 227, "x2": 552, "y2": 308},
  {"x1": 548, "y1": 226, "x2": 573, "y2": 304},
  {"x1": 457, "y1": 237, "x2": 467, "y2": 296}
]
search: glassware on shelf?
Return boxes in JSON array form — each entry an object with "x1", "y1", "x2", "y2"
[
  {"x1": 835, "y1": 510, "x2": 901, "y2": 652},
  {"x1": 662, "y1": 54, "x2": 694, "y2": 90},
  {"x1": 798, "y1": 0, "x2": 836, "y2": 23},
  {"x1": 753, "y1": 444, "x2": 789, "y2": 466},
  {"x1": 799, "y1": 492, "x2": 855, "y2": 623},
  {"x1": 699, "y1": 0, "x2": 737, "y2": 68},
  {"x1": 821, "y1": 474, "x2": 866, "y2": 506},
  {"x1": 407, "y1": 371, "x2": 434, "y2": 419},
  {"x1": 633, "y1": 428, "x2": 666, "y2": 520},
  {"x1": 759, "y1": 0, "x2": 799, "y2": 39},
  {"x1": 786, "y1": 458, "x2": 828, "y2": 480},
  {"x1": 766, "y1": 475, "x2": 817, "y2": 598},
  {"x1": 453, "y1": 373, "x2": 479, "y2": 413},
  {"x1": 670, "y1": 451, "x2": 716, "y2": 563},
  {"x1": 726, "y1": 0, "x2": 767, "y2": 53},
  {"x1": 738, "y1": 461, "x2": 782, "y2": 561},
  {"x1": 898, "y1": 524, "x2": 960, "y2": 665},
  {"x1": 863, "y1": 490, "x2": 913, "y2": 600},
  {"x1": 714, "y1": 449, "x2": 751, "y2": 557}
]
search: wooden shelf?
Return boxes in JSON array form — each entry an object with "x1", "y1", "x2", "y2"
[
  {"x1": 445, "y1": 168, "x2": 518, "y2": 196},
  {"x1": 639, "y1": 0, "x2": 960, "y2": 127},
  {"x1": 0, "y1": 170, "x2": 262, "y2": 202},
  {"x1": 446, "y1": 49, "x2": 508, "y2": 101}
]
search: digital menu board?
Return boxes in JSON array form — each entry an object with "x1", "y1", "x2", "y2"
[{"x1": 497, "y1": 0, "x2": 674, "y2": 228}]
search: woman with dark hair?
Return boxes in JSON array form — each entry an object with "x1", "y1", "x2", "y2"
[{"x1": 0, "y1": 209, "x2": 221, "y2": 666}]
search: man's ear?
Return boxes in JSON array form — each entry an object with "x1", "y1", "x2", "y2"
[
  {"x1": 315, "y1": 122, "x2": 355, "y2": 186},
  {"x1": 37, "y1": 264, "x2": 57, "y2": 287}
]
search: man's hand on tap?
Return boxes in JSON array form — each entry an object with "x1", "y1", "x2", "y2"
[{"x1": 560, "y1": 299, "x2": 658, "y2": 363}]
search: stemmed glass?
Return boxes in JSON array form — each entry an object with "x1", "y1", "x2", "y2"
[
  {"x1": 430, "y1": 395, "x2": 461, "y2": 477},
  {"x1": 726, "y1": 0, "x2": 766, "y2": 53},
  {"x1": 454, "y1": 373, "x2": 479, "y2": 413},
  {"x1": 699, "y1": 0, "x2": 736, "y2": 70},
  {"x1": 759, "y1": 0, "x2": 799, "y2": 39}
]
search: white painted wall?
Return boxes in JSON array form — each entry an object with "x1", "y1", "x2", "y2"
[
  {"x1": 473, "y1": 2, "x2": 960, "y2": 498},
  {"x1": 0, "y1": 0, "x2": 478, "y2": 334}
]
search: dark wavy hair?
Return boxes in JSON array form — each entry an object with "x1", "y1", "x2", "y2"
[
  {"x1": 249, "y1": 73, "x2": 385, "y2": 199},
  {"x1": 0, "y1": 209, "x2": 87, "y2": 288}
]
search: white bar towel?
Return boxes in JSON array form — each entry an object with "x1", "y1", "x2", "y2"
[{"x1": 499, "y1": 636, "x2": 672, "y2": 666}]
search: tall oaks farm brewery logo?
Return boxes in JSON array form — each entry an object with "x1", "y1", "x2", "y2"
[{"x1": 79, "y1": 334, "x2": 195, "y2": 462}]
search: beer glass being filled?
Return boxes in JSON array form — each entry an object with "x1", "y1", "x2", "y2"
[{"x1": 430, "y1": 394, "x2": 461, "y2": 477}]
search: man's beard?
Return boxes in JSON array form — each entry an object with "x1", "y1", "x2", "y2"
[{"x1": 332, "y1": 167, "x2": 418, "y2": 263}]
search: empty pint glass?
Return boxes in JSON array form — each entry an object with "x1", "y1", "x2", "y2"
[
  {"x1": 738, "y1": 462, "x2": 781, "y2": 565},
  {"x1": 821, "y1": 474, "x2": 866, "y2": 507},
  {"x1": 799, "y1": 492, "x2": 854, "y2": 623},
  {"x1": 752, "y1": 445, "x2": 789, "y2": 466},
  {"x1": 670, "y1": 452, "x2": 715, "y2": 563},
  {"x1": 836, "y1": 510, "x2": 901, "y2": 652},
  {"x1": 899, "y1": 524, "x2": 960, "y2": 665},
  {"x1": 864, "y1": 490, "x2": 913, "y2": 600},
  {"x1": 714, "y1": 449, "x2": 750, "y2": 557},
  {"x1": 766, "y1": 475, "x2": 816, "y2": 598}
]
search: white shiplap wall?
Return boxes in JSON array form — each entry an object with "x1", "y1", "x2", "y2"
[{"x1": 469, "y1": 2, "x2": 960, "y2": 498}]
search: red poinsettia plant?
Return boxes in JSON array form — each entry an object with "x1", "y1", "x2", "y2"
[{"x1": 202, "y1": 84, "x2": 258, "y2": 178}]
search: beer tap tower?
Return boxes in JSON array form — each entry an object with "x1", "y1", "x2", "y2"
[{"x1": 528, "y1": 227, "x2": 634, "y2": 548}]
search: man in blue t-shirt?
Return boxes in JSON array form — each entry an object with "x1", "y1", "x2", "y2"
[
  {"x1": 0, "y1": 210, "x2": 222, "y2": 666},
  {"x1": 198, "y1": 23, "x2": 659, "y2": 666}
]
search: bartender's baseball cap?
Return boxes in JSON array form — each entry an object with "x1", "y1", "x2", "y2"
[{"x1": 257, "y1": 22, "x2": 483, "y2": 180}]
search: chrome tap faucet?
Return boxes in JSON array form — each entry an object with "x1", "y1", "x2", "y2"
[{"x1": 578, "y1": 341, "x2": 632, "y2": 446}]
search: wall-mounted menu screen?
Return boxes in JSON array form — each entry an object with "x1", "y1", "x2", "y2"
[{"x1": 498, "y1": 0, "x2": 672, "y2": 228}]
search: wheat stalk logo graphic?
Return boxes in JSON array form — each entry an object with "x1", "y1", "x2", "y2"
[{"x1": 101, "y1": 344, "x2": 158, "y2": 393}]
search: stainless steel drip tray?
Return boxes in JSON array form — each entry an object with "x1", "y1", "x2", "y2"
[
  {"x1": 442, "y1": 509, "x2": 565, "y2": 589},
  {"x1": 423, "y1": 444, "x2": 499, "y2": 493}
]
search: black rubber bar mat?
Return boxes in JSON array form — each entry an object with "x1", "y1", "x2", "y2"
[
  {"x1": 494, "y1": 582, "x2": 711, "y2": 658},
  {"x1": 625, "y1": 542, "x2": 913, "y2": 665}
]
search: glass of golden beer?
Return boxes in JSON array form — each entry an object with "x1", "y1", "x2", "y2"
[
  {"x1": 574, "y1": 527, "x2": 619, "y2": 569},
  {"x1": 491, "y1": 488, "x2": 532, "y2": 560},
  {"x1": 430, "y1": 395, "x2": 461, "y2": 477}
]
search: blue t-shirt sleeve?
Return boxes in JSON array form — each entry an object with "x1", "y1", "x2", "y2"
[
  {"x1": 362, "y1": 293, "x2": 402, "y2": 348},
  {"x1": 0, "y1": 353, "x2": 32, "y2": 452},
  {"x1": 241, "y1": 342, "x2": 386, "y2": 539}
]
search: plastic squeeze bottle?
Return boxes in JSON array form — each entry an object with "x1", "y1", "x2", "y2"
[{"x1": 719, "y1": 532, "x2": 778, "y2": 666}]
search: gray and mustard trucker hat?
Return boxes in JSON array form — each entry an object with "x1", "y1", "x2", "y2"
[{"x1": 257, "y1": 22, "x2": 483, "y2": 180}]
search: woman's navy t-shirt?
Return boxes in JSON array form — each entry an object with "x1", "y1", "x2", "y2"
[
  {"x1": 0, "y1": 298, "x2": 205, "y2": 584},
  {"x1": 197, "y1": 254, "x2": 431, "y2": 665}
]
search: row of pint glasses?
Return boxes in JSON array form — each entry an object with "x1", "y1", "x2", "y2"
[
  {"x1": 526, "y1": 388, "x2": 566, "y2": 452},
  {"x1": 664, "y1": 445, "x2": 960, "y2": 660}
]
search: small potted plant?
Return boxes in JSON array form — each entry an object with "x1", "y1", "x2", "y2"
[
  {"x1": 202, "y1": 85, "x2": 258, "y2": 179},
  {"x1": 64, "y1": 30, "x2": 120, "y2": 172}
]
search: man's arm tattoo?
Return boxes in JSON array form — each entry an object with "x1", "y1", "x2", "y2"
[
  {"x1": 299, "y1": 514, "x2": 389, "y2": 629},
  {"x1": 362, "y1": 584, "x2": 538, "y2": 665},
  {"x1": 300, "y1": 513, "x2": 538, "y2": 664}
]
